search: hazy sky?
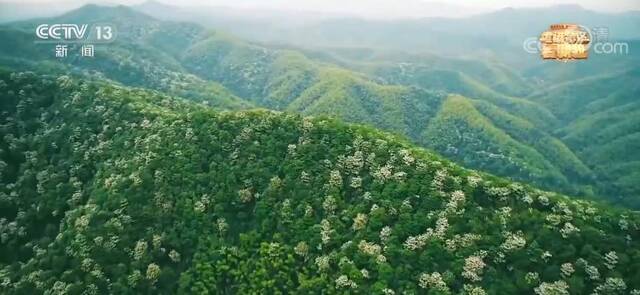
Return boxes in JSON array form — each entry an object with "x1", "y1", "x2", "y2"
[
  {"x1": 193, "y1": 0, "x2": 640, "y2": 12},
  {"x1": 4, "y1": 0, "x2": 640, "y2": 18}
]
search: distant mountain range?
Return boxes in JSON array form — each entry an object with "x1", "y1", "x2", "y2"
[{"x1": 132, "y1": 1, "x2": 640, "y2": 65}]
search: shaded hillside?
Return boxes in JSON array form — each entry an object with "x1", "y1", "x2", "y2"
[
  {"x1": 530, "y1": 69, "x2": 640, "y2": 207},
  {"x1": 422, "y1": 95, "x2": 593, "y2": 196}
]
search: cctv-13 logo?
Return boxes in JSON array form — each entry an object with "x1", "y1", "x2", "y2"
[{"x1": 36, "y1": 24, "x2": 114, "y2": 41}]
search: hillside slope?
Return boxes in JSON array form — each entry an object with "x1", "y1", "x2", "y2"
[
  {"x1": 422, "y1": 95, "x2": 594, "y2": 196},
  {"x1": 529, "y1": 69, "x2": 640, "y2": 207},
  {"x1": 1, "y1": 71, "x2": 640, "y2": 294}
]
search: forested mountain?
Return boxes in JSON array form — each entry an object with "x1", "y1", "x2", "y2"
[
  {"x1": 421, "y1": 96, "x2": 594, "y2": 196},
  {"x1": 529, "y1": 69, "x2": 640, "y2": 207},
  {"x1": 2, "y1": 70, "x2": 640, "y2": 294},
  {"x1": 0, "y1": 4, "x2": 638, "y2": 208}
]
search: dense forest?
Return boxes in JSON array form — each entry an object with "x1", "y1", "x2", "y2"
[
  {"x1": 1, "y1": 70, "x2": 639, "y2": 294},
  {"x1": 0, "y1": 3, "x2": 639, "y2": 294}
]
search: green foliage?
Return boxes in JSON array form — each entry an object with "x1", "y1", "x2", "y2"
[
  {"x1": 422, "y1": 95, "x2": 597, "y2": 198},
  {"x1": 0, "y1": 71, "x2": 639, "y2": 294},
  {"x1": 531, "y1": 69, "x2": 640, "y2": 207},
  {"x1": 0, "y1": 4, "x2": 638, "y2": 209}
]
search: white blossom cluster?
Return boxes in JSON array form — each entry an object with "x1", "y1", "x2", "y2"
[
  {"x1": 238, "y1": 188, "x2": 253, "y2": 203},
  {"x1": 618, "y1": 218, "x2": 629, "y2": 231},
  {"x1": 216, "y1": 218, "x2": 229, "y2": 235},
  {"x1": 315, "y1": 255, "x2": 330, "y2": 271},
  {"x1": 193, "y1": 194, "x2": 211, "y2": 214},
  {"x1": 304, "y1": 204, "x2": 314, "y2": 217},
  {"x1": 538, "y1": 195, "x2": 551, "y2": 207},
  {"x1": 340, "y1": 241, "x2": 353, "y2": 251},
  {"x1": 358, "y1": 240, "x2": 382, "y2": 257},
  {"x1": 372, "y1": 165, "x2": 393, "y2": 183},
  {"x1": 322, "y1": 195, "x2": 337, "y2": 215},
  {"x1": 328, "y1": 170, "x2": 343, "y2": 188},
  {"x1": 404, "y1": 216, "x2": 449, "y2": 251},
  {"x1": 552, "y1": 201, "x2": 573, "y2": 217},
  {"x1": 534, "y1": 280, "x2": 569, "y2": 295},
  {"x1": 300, "y1": 171, "x2": 311, "y2": 183},
  {"x1": 168, "y1": 249, "x2": 180, "y2": 262},
  {"x1": 604, "y1": 251, "x2": 618, "y2": 270},
  {"x1": 352, "y1": 213, "x2": 368, "y2": 231},
  {"x1": 380, "y1": 226, "x2": 392, "y2": 244},
  {"x1": 445, "y1": 190, "x2": 466, "y2": 214},
  {"x1": 576, "y1": 258, "x2": 600, "y2": 281},
  {"x1": 593, "y1": 277, "x2": 626, "y2": 294},
  {"x1": 49, "y1": 280, "x2": 72, "y2": 294},
  {"x1": 335, "y1": 275, "x2": 357, "y2": 289},
  {"x1": 521, "y1": 194, "x2": 534, "y2": 205},
  {"x1": 486, "y1": 186, "x2": 511, "y2": 202},
  {"x1": 145, "y1": 263, "x2": 161, "y2": 284},
  {"x1": 431, "y1": 169, "x2": 448, "y2": 193},
  {"x1": 500, "y1": 232, "x2": 526, "y2": 252},
  {"x1": 0, "y1": 218, "x2": 21, "y2": 243},
  {"x1": 320, "y1": 219, "x2": 333, "y2": 244},
  {"x1": 497, "y1": 206, "x2": 512, "y2": 227},
  {"x1": 434, "y1": 216, "x2": 449, "y2": 238},
  {"x1": 525, "y1": 272, "x2": 540, "y2": 284},
  {"x1": 127, "y1": 270, "x2": 142, "y2": 287},
  {"x1": 350, "y1": 176, "x2": 362, "y2": 188},
  {"x1": 560, "y1": 263, "x2": 574, "y2": 278},
  {"x1": 418, "y1": 272, "x2": 449, "y2": 292},
  {"x1": 294, "y1": 241, "x2": 309, "y2": 257},
  {"x1": 152, "y1": 234, "x2": 162, "y2": 249},
  {"x1": 341, "y1": 150, "x2": 365, "y2": 175},
  {"x1": 133, "y1": 240, "x2": 148, "y2": 261},
  {"x1": 559, "y1": 222, "x2": 580, "y2": 238},
  {"x1": 445, "y1": 233, "x2": 481, "y2": 252},
  {"x1": 546, "y1": 214, "x2": 563, "y2": 226},
  {"x1": 287, "y1": 144, "x2": 297, "y2": 156},
  {"x1": 404, "y1": 232, "x2": 431, "y2": 251},
  {"x1": 375, "y1": 254, "x2": 387, "y2": 264},
  {"x1": 462, "y1": 255, "x2": 486, "y2": 282},
  {"x1": 466, "y1": 175, "x2": 482, "y2": 188},
  {"x1": 398, "y1": 149, "x2": 415, "y2": 166},
  {"x1": 463, "y1": 284, "x2": 487, "y2": 295}
]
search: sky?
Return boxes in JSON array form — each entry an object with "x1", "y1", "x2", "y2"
[
  {"x1": 194, "y1": 0, "x2": 640, "y2": 13},
  {"x1": 2, "y1": 0, "x2": 639, "y2": 19}
]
